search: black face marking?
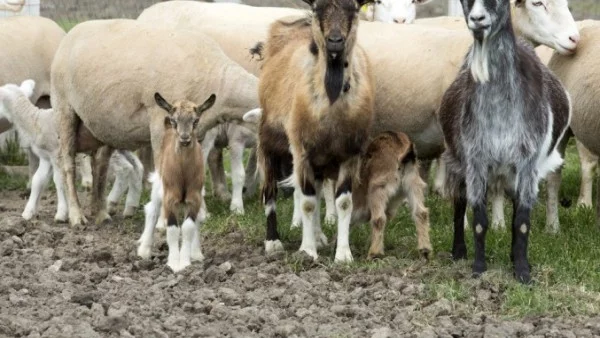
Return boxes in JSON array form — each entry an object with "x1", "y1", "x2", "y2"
[
  {"x1": 310, "y1": 39, "x2": 318, "y2": 56},
  {"x1": 167, "y1": 212, "x2": 178, "y2": 227}
]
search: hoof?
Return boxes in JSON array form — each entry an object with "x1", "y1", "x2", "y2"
[
  {"x1": 419, "y1": 248, "x2": 432, "y2": 261},
  {"x1": 123, "y1": 206, "x2": 136, "y2": 218},
  {"x1": 22, "y1": 209, "x2": 35, "y2": 221},
  {"x1": 367, "y1": 251, "x2": 384, "y2": 260},
  {"x1": 230, "y1": 204, "x2": 244, "y2": 215},
  {"x1": 191, "y1": 248, "x2": 204, "y2": 262},
  {"x1": 137, "y1": 245, "x2": 151, "y2": 260},
  {"x1": 95, "y1": 211, "x2": 112, "y2": 225},
  {"x1": 107, "y1": 202, "x2": 118, "y2": 216},
  {"x1": 298, "y1": 246, "x2": 318, "y2": 261},
  {"x1": 265, "y1": 240, "x2": 284, "y2": 254},
  {"x1": 54, "y1": 213, "x2": 68, "y2": 223},
  {"x1": 452, "y1": 246, "x2": 467, "y2": 261},
  {"x1": 315, "y1": 231, "x2": 328, "y2": 249},
  {"x1": 334, "y1": 246, "x2": 353, "y2": 263},
  {"x1": 69, "y1": 211, "x2": 88, "y2": 227},
  {"x1": 472, "y1": 261, "x2": 487, "y2": 278},
  {"x1": 291, "y1": 219, "x2": 302, "y2": 229}
]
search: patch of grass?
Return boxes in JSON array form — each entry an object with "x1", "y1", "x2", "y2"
[
  {"x1": 0, "y1": 168, "x2": 27, "y2": 191},
  {"x1": 56, "y1": 19, "x2": 79, "y2": 32},
  {"x1": 0, "y1": 133, "x2": 28, "y2": 166}
]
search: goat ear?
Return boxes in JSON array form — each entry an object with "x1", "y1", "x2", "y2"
[
  {"x1": 195, "y1": 94, "x2": 216, "y2": 115},
  {"x1": 514, "y1": 0, "x2": 525, "y2": 7},
  {"x1": 20, "y1": 79, "x2": 35, "y2": 99},
  {"x1": 301, "y1": 0, "x2": 315, "y2": 6},
  {"x1": 155, "y1": 92, "x2": 173, "y2": 113},
  {"x1": 243, "y1": 108, "x2": 262, "y2": 124}
]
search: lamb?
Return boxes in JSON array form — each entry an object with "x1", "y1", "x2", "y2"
[
  {"x1": 547, "y1": 23, "x2": 600, "y2": 227},
  {"x1": 51, "y1": 19, "x2": 260, "y2": 227},
  {"x1": 244, "y1": 109, "x2": 432, "y2": 259},
  {"x1": 139, "y1": 0, "x2": 579, "y2": 233},
  {"x1": 438, "y1": 0, "x2": 571, "y2": 283},
  {"x1": 0, "y1": 80, "x2": 143, "y2": 222},
  {"x1": 137, "y1": 93, "x2": 215, "y2": 273},
  {"x1": 0, "y1": 15, "x2": 65, "y2": 189},
  {"x1": 360, "y1": 0, "x2": 433, "y2": 23},
  {"x1": 257, "y1": 0, "x2": 376, "y2": 262}
]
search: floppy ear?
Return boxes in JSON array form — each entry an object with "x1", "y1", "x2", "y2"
[
  {"x1": 243, "y1": 108, "x2": 262, "y2": 124},
  {"x1": 357, "y1": 0, "x2": 376, "y2": 7},
  {"x1": 514, "y1": 0, "x2": 525, "y2": 7},
  {"x1": 302, "y1": 0, "x2": 315, "y2": 6},
  {"x1": 155, "y1": 92, "x2": 173, "y2": 113},
  {"x1": 20, "y1": 79, "x2": 35, "y2": 99},
  {"x1": 195, "y1": 94, "x2": 216, "y2": 115}
]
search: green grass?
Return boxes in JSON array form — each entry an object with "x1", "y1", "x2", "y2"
[
  {"x1": 56, "y1": 19, "x2": 79, "y2": 32},
  {"x1": 1, "y1": 139, "x2": 599, "y2": 318},
  {"x1": 0, "y1": 132, "x2": 28, "y2": 166}
]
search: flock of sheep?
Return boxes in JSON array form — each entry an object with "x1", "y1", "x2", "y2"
[{"x1": 0, "y1": 0, "x2": 599, "y2": 284}]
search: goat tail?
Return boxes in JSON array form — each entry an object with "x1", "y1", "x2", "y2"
[{"x1": 148, "y1": 171, "x2": 160, "y2": 185}]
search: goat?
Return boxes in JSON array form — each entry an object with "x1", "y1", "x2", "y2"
[
  {"x1": 258, "y1": 0, "x2": 375, "y2": 262},
  {"x1": 137, "y1": 93, "x2": 216, "y2": 273},
  {"x1": 438, "y1": 0, "x2": 571, "y2": 284}
]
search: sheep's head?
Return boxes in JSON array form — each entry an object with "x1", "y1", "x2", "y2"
[
  {"x1": 512, "y1": 0, "x2": 579, "y2": 55},
  {"x1": 154, "y1": 93, "x2": 217, "y2": 147},
  {"x1": 0, "y1": 79, "x2": 35, "y2": 121},
  {"x1": 372, "y1": 0, "x2": 433, "y2": 24}
]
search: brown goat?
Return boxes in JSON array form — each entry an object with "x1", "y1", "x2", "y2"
[
  {"x1": 258, "y1": 0, "x2": 375, "y2": 262},
  {"x1": 137, "y1": 93, "x2": 216, "y2": 273},
  {"x1": 351, "y1": 131, "x2": 432, "y2": 259}
]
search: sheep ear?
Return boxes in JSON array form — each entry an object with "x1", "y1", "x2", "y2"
[
  {"x1": 514, "y1": 0, "x2": 525, "y2": 7},
  {"x1": 243, "y1": 108, "x2": 262, "y2": 124},
  {"x1": 195, "y1": 94, "x2": 216, "y2": 116},
  {"x1": 20, "y1": 79, "x2": 35, "y2": 99},
  {"x1": 155, "y1": 92, "x2": 173, "y2": 114}
]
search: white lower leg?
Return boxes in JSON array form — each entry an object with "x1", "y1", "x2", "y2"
[
  {"x1": 334, "y1": 191, "x2": 353, "y2": 263},
  {"x1": 323, "y1": 179, "x2": 336, "y2": 224},
  {"x1": 52, "y1": 166, "x2": 68, "y2": 222},
  {"x1": 124, "y1": 166, "x2": 143, "y2": 217},
  {"x1": 546, "y1": 170, "x2": 561, "y2": 233},
  {"x1": 137, "y1": 199, "x2": 160, "y2": 259},
  {"x1": 291, "y1": 188, "x2": 302, "y2": 228},
  {"x1": 298, "y1": 194, "x2": 318, "y2": 260},
  {"x1": 78, "y1": 154, "x2": 93, "y2": 190},
  {"x1": 107, "y1": 174, "x2": 128, "y2": 214},
  {"x1": 229, "y1": 144, "x2": 245, "y2": 214},
  {"x1": 22, "y1": 159, "x2": 52, "y2": 220},
  {"x1": 491, "y1": 192, "x2": 505, "y2": 230},
  {"x1": 166, "y1": 226, "x2": 181, "y2": 272},
  {"x1": 433, "y1": 159, "x2": 446, "y2": 196},
  {"x1": 191, "y1": 214, "x2": 204, "y2": 261},
  {"x1": 314, "y1": 193, "x2": 328, "y2": 248},
  {"x1": 179, "y1": 218, "x2": 195, "y2": 270}
]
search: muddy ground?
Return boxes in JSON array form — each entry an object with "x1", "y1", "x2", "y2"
[{"x1": 1, "y1": 189, "x2": 599, "y2": 338}]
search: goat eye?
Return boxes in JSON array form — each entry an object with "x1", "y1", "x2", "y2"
[
  {"x1": 193, "y1": 119, "x2": 199, "y2": 128},
  {"x1": 170, "y1": 118, "x2": 177, "y2": 127},
  {"x1": 532, "y1": 1, "x2": 544, "y2": 6}
]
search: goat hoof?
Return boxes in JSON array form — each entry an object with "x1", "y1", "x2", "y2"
[
  {"x1": 291, "y1": 219, "x2": 302, "y2": 229},
  {"x1": 334, "y1": 246, "x2": 353, "y2": 263},
  {"x1": 191, "y1": 249, "x2": 204, "y2": 262},
  {"x1": 107, "y1": 202, "x2": 118, "y2": 216},
  {"x1": 472, "y1": 261, "x2": 487, "y2": 278},
  {"x1": 54, "y1": 213, "x2": 68, "y2": 223},
  {"x1": 298, "y1": 247, "x2": 318, "y2": 261},
  {"x1": 451, "y1": 247, "x2": 467, "y2": 261},
  {"x1": 367, "y1": 251, "x2": 384, "y2": 260},
  {"x1": 22, "y1": 209, "x2": 35, "y2": 221},
  {"x1": 230, "y1": 205, "x2": 244, "y2": 215},
  {"x1": 69, "y1": 211, "x2": 88, "y2": 227},
  {"x1": 137, "y1": 246, "x2": 151, "y2": 260},
  {"x1": 95, "y1": 211, "x2": 112, "y2": 225},
  {"x1": 419, "y1": 248, "x2": 432, "y2": 261},
  {"x1": 265, "y1": 240, "x2": 284, "y2": 254}
]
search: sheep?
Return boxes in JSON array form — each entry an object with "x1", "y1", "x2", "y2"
[
  {"x1": 244, "y1": 109, "x2": 432, "y2": 259},
  {"x1": 137, "y1": 93, "x2": 215, "y2": 273},
  {"x1": 139, "y1": 0, "x2": 579, "y2": 230},
  {"x1": 576, "y1": 141, "x2": 598, "y2": 208},
  {"x1": 360, "y1": 0, "x2": 433, "y2": 23},
  {"x1": 0, "y1": 0, "x2": 24, "y2": 12},
  {"x1": 51, "y1": 19, "x2": 260, "y2": 227},
  {"x1": 438, "y1": 0, "x2": 571, "y2": 284},
  {"x1": 0, "y1": 15, "x2": 65, "y2": 190},
  {"x1": 547, "y1": 23, "x2": 600, "y2": 227},
  {"x1": 0, "y1": 80, "x2": 144, "y2": 222},
  {"x1": 257, "y1": 0, "x2": 376, "y2": 262}
]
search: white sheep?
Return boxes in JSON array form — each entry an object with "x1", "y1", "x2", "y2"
[
  {"x1": 0, "y1": 0, "x2": 25, "y2": 12},
  {"x1": 51, "y1": 19, "x2": 260, "y2": 227},
  {"x1": 0, "y1": 80, "x2": 143, "y2": 221},
  {"x1": 360, "y1": 0, "x2": 433, "y2": 24},
  {"x1": 0, "y1": 15, "x2": 65, "y2": 189}
]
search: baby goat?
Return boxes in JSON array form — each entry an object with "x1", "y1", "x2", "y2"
[
  {"x1": 439, "y1": 0, "x2": 571, "y2": 283},
  {"x1": 137, "y1": 92, "x2": 216, "y2": 273}
]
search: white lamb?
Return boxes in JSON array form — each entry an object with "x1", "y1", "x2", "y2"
[{"x1": 0, "y1": 80, "x2": 143, "y2": 221}]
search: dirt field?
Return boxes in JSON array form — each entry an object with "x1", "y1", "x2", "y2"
[{"x1": 1, "y1": 186, "x2": 600, "y2": 338}]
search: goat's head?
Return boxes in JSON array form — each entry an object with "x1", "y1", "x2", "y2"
[
  {"x1": 512, "y1": 0, "x2": 579, "y2": 55},
  {"x1": 154, "y1": 93, "x2": 217, "y2": 147},
  {"x1": 460, "y1": 0, "x2": 512, "y2": 41},
  {"x1": 0, "y1": 79, "x2": 35, "y2": 121},
  {"x1": 372, "y1": 0, "x2": 432, "y2": 24}
]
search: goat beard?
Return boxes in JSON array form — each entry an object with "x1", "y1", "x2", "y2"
[{"x1": 325, "y1": 52, "x2": 346, "y2": 104}]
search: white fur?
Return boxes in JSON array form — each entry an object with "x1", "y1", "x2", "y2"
[
  {"x1": 362, "y1": 0, "x2": 433, "y2": 24},
  {"x1": 166, "y1": 226, "x2": 181, "y2": 272},
  {"x1": 334, "y1": 191, "x2": 353, "y2": 263},
  {"x1": 265, "y1": 240, "x2": 284, "y2": 254},
  {"x1": 577, "y1": 140, "x2": 598, "y2": 207},
  {"x1": 298, "y1": 194, "x2": 319, "y2": 260},
  {"x1": 137, "y1": 172, "x2": 163, "y2": 259}
]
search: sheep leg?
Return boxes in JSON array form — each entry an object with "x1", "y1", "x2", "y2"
[
  {"x1": 262, "y1": 153, "x2": 284, "y2": 254},
  {"x1": 546, "y1": 136, "x2": 569, "y2": 233},
  {"x1": 27, "y1": 149, "x2": 39, "y2": 191},
  {"x1": 181, "y1": 192, "x2": 203, "y2": 270},
  {"x1": 490, "y1": 180, "x2": 506, "y2": 230},
  {"x1": 433, "y1": 158, "x2": 446, "y2": 196},
  {"x1": 58, "y1": 108, "x2": 87, "y2": 226},
  {"x1": 403, "y1": 161, "x2": 432, "y2": 258},
  {"x1": 576, "y1": 140, "x2": 597, "y2": 208},
  {"x1": 137, "y1": 145, "x2": 154, "y2": 190},
  {"x1": 191, "y1": 206, "x2": 205, "y2": 262},
  {"x1": 334, "y1": 161, "x2": 356, "y2": 263},
  {"x1": 123, "y1": 151, "x2": 144, "y2": 217},
  {"x1": 22, "y1": 158, "x2": 52, "y2": 221},
  {"x1": 291, "y1": 188, "x2": 303, "y2": 228},
  {"x1": 106, "y1": 161, "x2": 129, "y2": 216},
  {"x1": 243, "y1": 146, "x2": 259, "y2": 197},
  {"x1": 78, "y1": 153, "x2": 93, "y2": 191},
  {"x1": 208, "y1": 148, "x2": 231, "y2": 201},
  {"x1": 229, "y1": 140, "x2": 246, "y2": 214},
  {"x1": 323, "y1": 178, "x2": 337, "y2": 225},
  {"x1": 596, "y1": 160, "x2": 600, "y2": 228},
  {"x1": 137, "y1": 173, "x2": 162, "y2": 259},
  {"x1": 90, "y1": 146, "x2": 113, "y2": 224},
  {"x1": 52, "y1": 159, "x2": 69, "y2": 223}
]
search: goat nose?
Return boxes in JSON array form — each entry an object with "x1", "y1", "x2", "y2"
[
  {"x1": 327, "y1": 35, "x2": 343, "y2": 43},
  {"x1": 469, "y1": 14, "x2": 486, "y2": 23},
  {"x1": 393, "y1": 17, "x2": 406, "y2": 24}
]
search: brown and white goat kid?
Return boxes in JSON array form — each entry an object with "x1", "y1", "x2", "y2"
[
  {"x1": 258, "y1": 0, "x2": 375, "y2": 262},
  {"x1": 137, "y1": 92, "x2": 216, "y2": 273}
]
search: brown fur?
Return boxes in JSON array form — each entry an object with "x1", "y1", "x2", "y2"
[
  {"x1": 351, "y1": 132, "x2": 432, "y2": 259},
  {"x1": 257, "y1": 0, "x2": 375, "y2": 257}
]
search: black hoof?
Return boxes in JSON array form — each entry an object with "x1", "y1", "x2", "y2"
[
  {"x1": 472, "y1": 261, "x2": 487, "y2": 278},
  {"x1": 452, "y1": 246, "x2": 467, "y2": 261}
]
